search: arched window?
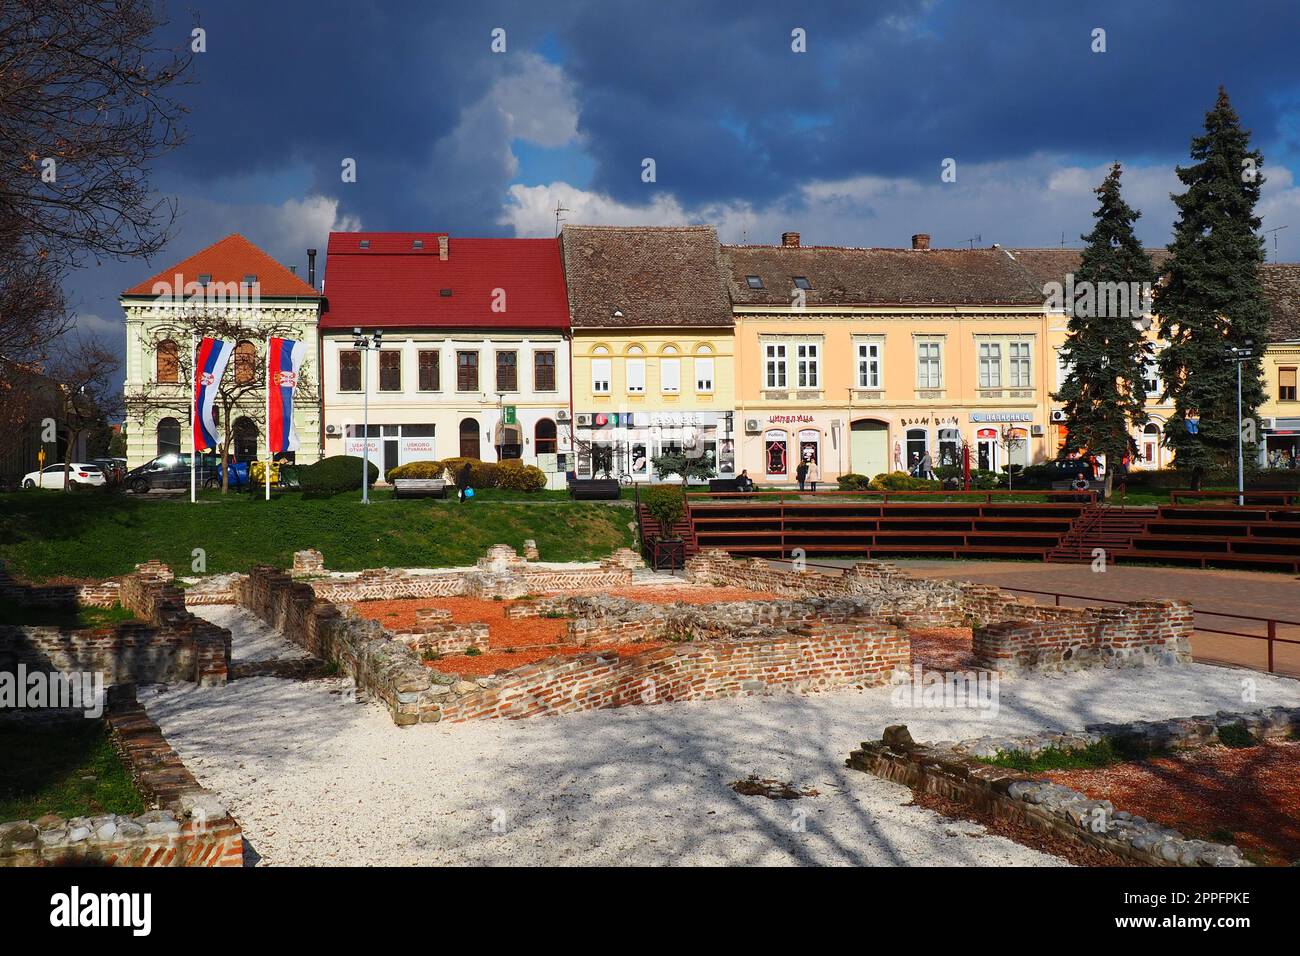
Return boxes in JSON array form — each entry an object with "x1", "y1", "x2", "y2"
[
  {"x1": 459, "y1": 417, "x2": 481, "y2": 459},
  {"x1": 157, "y1": 417, "x2": 181, "y2": 456},
  {"x1": 233, "y1": 417, "x2": 259, "y2": 462},
  {"x1": 535, "y1": 418, "x2": 557, "y2": 455},
  {"x1": 156, "y1": 340, "x2": 179, "y2": 383},
  {"x1": 233, "y1": 340, "x2": 257, "y2": 385}
]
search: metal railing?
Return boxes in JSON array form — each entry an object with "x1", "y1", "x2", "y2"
[
  {"x1": 684, "y1": 488, "x2": 1098, "y2": 504},
  {"x1": 1170, "y1": 490, "x2": 1300, "y2": 506}
]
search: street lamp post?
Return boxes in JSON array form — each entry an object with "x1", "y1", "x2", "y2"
[
  {"x1": 1227, "y1": 342, "x2": 1254, "y2": 507},
  {"x1": 352, "y1": 326, "x2": 383, "y2": 504}
]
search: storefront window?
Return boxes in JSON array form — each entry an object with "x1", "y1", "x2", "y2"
[
  {"x1": 764, "y1": 430, "x2": 789, "y2": 476},
  {"x1": 906, "y1": 428, "x2": 928, "y2": 473},
  {"x1": 798, "y1": 429, "x2": 820, "y2": 467},
  {"x1": 938, "y1": 428, "x2": 961, "y2": 468}
]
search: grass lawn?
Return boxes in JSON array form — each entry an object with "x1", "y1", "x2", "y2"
[
  {"x1": 0, "y1": 722, "x2": 146, "y2": 822},
  {"x1": 0, "y1": 490, "x2": 638, "y2": 582}
]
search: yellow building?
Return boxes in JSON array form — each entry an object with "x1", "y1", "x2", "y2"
[
  {"x1": 560, "y1": 226, "x2": 736, "y2": 481},
  {"x1": 1258, "y1": 264, "x2": 1300, "y2": 467},
  {"x1": 725, "y1": 234, "x2": 1062, "y2": 484}
]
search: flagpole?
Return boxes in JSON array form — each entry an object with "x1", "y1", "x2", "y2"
[
  {"x1": 266, "y1": 336, "x2": 272, "y2": 502},
  {"x1": 191, "y1": 333, "x2": 197, "y2": 504}
]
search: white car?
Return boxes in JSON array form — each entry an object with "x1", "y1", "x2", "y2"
[{"x1": 21, "y1": 463, "x2": 107, "y2": 489}]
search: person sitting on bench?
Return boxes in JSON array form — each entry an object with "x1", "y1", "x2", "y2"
[{"x1": 736, "y1": 470, "x2": 754, "y2": 492}]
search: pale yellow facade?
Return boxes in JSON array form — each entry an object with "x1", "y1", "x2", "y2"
[
  {"x1": 1260, "y1": 339, "x2": 1300, "y2": 466},
  {"x1": 570, "y1": 328, "x2": 737, "y2": 480}
]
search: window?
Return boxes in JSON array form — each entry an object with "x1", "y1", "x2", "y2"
[
  {"x1": 378, "y1": 351, "x2": 401, "y2": 391},
  {"x1": 496, "y1": 350, "x2": 517, "y2": 392},
  {"x1": 338, "y1": 350, "x2": 361, "y2": 391},
  {"x1": 661, "y1": 357, "x2": 681, "y2": 393},
  {"x1": 1009, "y1": 341, "x2": 1032, "y2": 388},
  {"x1": 626, "y1": 358, "x2": 646, "y2": 393},
  {"x1": 796, "y1": 343, "x2": 819, "y2": 388},
  {"x1": 792, "y1": 276, "x2": 812, "y2": 290},
  {"x1": 917, "y1": 341, "x2": 942, "y2": 388},
  {"x1": 418, "y1": 350, "x2": 440, "y2": 391},
  {"x1": 978, "y1": 342, "x2": 1002, "y2": 388},
  {"x1": 234, "y1": 340, "x2": 257, "y2": 385},
  {"x1": 695, "y1": 357, "x2": 715, "y2": 392},
  {"x1": 1281, "y1": 367, "x2": 1298, "y2": 402},
  {"x1": 156, "y1": 340, "x2": 179, "y2": 383},
  {"x1": 535, "y1": 418, "x2": 557, "y2": 455},
  {"x1": 765, "y1": 343, "x2": 787, "y2": 388},
  {"x1": 1143, "y1": 358, "x2": 1162, "y2": 397},
  {"x1": 534, "y1": 351, "x2": 556, "y2": 391},
  {"x1": 157, "y1": 417, "x2": 181, "y2": 456},
  {"x1": 456, "y1": 351, "x2": 479, "y2": 391},
  {"x1": 591, "y1": 358, "x2": 611, "y2": 394},
  {"x1": 857, "y1": 341, "x2": 881, "y2": 389},
  {"x1": 745, "y1": 276, "x2": 764, "y2": 289},
  {"x1": 938, "y1": 428, "x2": 962, "y2": 468}
]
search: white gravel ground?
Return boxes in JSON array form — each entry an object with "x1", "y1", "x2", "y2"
[
  {"x1": 194, "y1": 604, "x2": 310, "y2": 663},
  {"x1": 144, "y1": 607, "x2": 1300, "y2": 867}
]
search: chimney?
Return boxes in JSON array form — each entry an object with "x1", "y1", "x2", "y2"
[
  {"x1": 781, "y1": 231, "x2": 800, "y2": 247},
  {"x1": 307, "y1": 248, "x2": 317, "y2": 288},
  {"x1": 438, "y1": 235, "x2": 449, "y2": 261},
  {"x1": 911, "y1": 234, "x2": 930, "y2": 251}
]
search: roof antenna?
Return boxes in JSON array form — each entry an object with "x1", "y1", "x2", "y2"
[
  {"x1": 961, "y1": 233, "x2": 981, "y2": 250},
  {"x1": 554, "y1": 201, "x2": 570, "y2": 237},
  {"x1": 1264, "y1": 225, "x2": 1288, "y2": 261}
]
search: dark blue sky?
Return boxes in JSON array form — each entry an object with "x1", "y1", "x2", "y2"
[{"x1": 73, "y1": 0, "x2": 1300, "y2": 351}]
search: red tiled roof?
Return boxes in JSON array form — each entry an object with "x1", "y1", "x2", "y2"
[
  {"x1": 319, "y1": 232, "x2": 569, "y2": 330},
  {"x1": 123, "y1": 233, "x2": 319, "y2": 298}
]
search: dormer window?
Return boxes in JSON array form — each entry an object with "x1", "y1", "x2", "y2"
[
  {"x1": 197, "y1": 273, "x2": 211, "y2": 286},
  {"x1": 745, "y1": 276, "x2": 764, "y2": 289},
  {"x1": 793, "y1": 276, "x2": 812, "y2": 290},
  {"x1": 243, "y1": 274, "x2": 258, "y2": 285},
  {"x1": 439, "y1": 288, "x2": 452, "y2": 297},
  {"x1": 359, "y1": 239, "x2": 370, "y2": 249},
  {"x1": 413, "y1": 239, "x2": 424, "y2": 250}
]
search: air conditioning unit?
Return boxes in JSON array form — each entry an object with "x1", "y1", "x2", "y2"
[
  {"x1": 1050, "y1": 409, "x2": 1067, "y2": 423},
  {"x1": 325, "y1": 424, "x2": 340, "y2": 436},
  {"x1": 744, "y1": 418, "x2": 761, "y2": 434},
  {"x1": 1030, "y1": 424, "x2": 1045, "y2": 436},
  {"x1": 575, "y1": 413, "x2": 593, "y2": 427},
  {"x1": 1259, "y1": 417, "x2": 1276, "y2": 431},
  {"x1": 556, "y1": 409, "x2": 571, "y2": 422}
]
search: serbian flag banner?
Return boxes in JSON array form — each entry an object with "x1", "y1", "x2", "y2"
[
  {"x1": 193, "y1": 337, "x2": 233, "y2": 451},
  {"x1": 267, "y1": 337, "x2": 306, "y2": 454}
]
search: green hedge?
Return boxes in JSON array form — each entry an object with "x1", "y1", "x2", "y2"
[
  {"x1": 386, "y1": 459, "x2": 445, "y2": 482},
  {"x1": 299, "y1": 455, "x2": 379, "y2": 493},
  {"x1": 869, "y1": 471, "x2": 943, "y2": 491},
  {"x1": 640, "y1": 485, "x2": 686, "y2": 536}
]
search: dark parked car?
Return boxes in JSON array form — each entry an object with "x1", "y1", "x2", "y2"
[
  {"x1": 1045, "y1": 457, "x2": 1096, "y2": 483},
  {"x1": 125, "y1": 453, "x2": 249, "y2": 493}
]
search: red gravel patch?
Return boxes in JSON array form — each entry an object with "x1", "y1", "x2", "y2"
[
  {"x1": 351, "y1": 596, "x2": 664, "y2": 679},
  {"x1": 908, "y1": 627, "x2": 977, "y2": 672},
  {"x1": 1045, "y1": 741, "x2": 1300, "y2": 866}
]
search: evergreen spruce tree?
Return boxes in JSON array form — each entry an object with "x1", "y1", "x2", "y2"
[
  {"x1": 1054, "y1": 163, "x2": 1156, "y2": 467},
  {"x1": 1155, "y1": 87, "x2": 1269, "y2": 485}
]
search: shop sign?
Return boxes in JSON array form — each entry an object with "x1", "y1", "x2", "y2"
[
  {"x1": 970, "y1": 411, "x2": 1033, "y2": 423},
  {"x1": 768, "y1": 414, "x2": 815, "y2": 424}
]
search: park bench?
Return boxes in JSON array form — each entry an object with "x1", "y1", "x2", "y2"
[
  {"x1": 568, "y1": 478, "x2": 621, "y2": 500},
  {"x1": 393, "y1": 478, "x2": 448, "y2": 499}
]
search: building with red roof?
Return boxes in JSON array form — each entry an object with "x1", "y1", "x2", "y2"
[
  {"x1": 119, "y1": 234, "x2": 323, "y2": 469},
  {"x1": 319, "y1": 232, "x2": 572, "y2": 480}
]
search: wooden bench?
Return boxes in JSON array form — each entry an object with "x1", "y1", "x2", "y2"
[
  {"x1": 393, "y1": 478, "x2": 448, "y2": 499},
  {"x1": 708, "y1": 478, "x2": 754, "y2": 495},
  {"x1": 568, "y1": 478, "x2": 621, "y2": 500}
]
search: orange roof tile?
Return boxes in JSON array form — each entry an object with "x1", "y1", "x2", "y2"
[{"x1": 123, "y1": 233, "x2": 320, "y2": 298}]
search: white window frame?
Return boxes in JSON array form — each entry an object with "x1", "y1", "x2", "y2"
[
  {"x1": 916, "y1": 340, "x2": 943, "y2": 389},
  {"x1": 591, "y1": 358, "x2": 611, "y2": 395},
  {"x1": 796, "y1": 342, "x2": 820, "y2": 389},
  {"x1": 765, "y1": 343, "x2": 787, "y2": 389},
  {"x1": 856, "y1": 340, "x2": 881, "y2": 389},
  {"x1": 1143, "y1": 357, "x2": 1162, "y2": 398},
  {"x1": 978, "y1": 342, "x2": 1002, "y2": 389},
  {"x1": 1009, "y1": 341, "x2": 1032, "y2": 388},
  {"x1": 660, "y1": 357, "x2": 680, "y2": 394},
  {"x1": 626, "y1": 358, "x2": 646, "y2": 394},
  {"x1": 695, "y1": 357, "x2": 714, "y2": 393}
]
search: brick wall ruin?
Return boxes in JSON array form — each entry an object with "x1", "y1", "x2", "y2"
[
  {"x1": 686, "y1": 550, "x2": 1192, "y2": 675},
  {"x1": 0, "y1": 563, "x2": 231, "y2": 693}
]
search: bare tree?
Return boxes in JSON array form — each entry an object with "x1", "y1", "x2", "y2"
[
  {"x1": 127, "y1": 308, "x2": 318, "y2": 492},
  {"x1": 0, "y1": 0, "x2": 195, "y2": 275},
  {"x1": 44, "y1": 334, "x2": 122, "y2": 485}
]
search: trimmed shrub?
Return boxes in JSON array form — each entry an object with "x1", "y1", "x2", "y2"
[
  {"x1": 385, "y1": 460, "x2": 446, "y2": 482},
  {"x1": 299, "y1": 455, "x2": 378, "y2": 494},
  {"x1": 495, "y1": 459, "x2": 547, "y2": 492},
  {"x1": 869, "y1": 470, "x2": 942, "y2": 492},
  {"x1": 836, "y1": 473, "x2": 872, "y2": 491},
  {"x1": 439, "y1": 457, "x2": 499, "y2": 488},
  {"x1": 641, "y1": 485, "x2": 686, "y2": 537}
]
